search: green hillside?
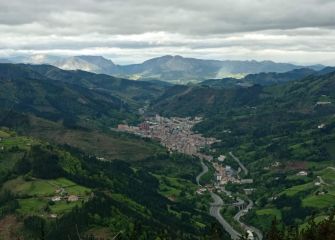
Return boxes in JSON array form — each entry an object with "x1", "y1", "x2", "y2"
[
  {"x1": 0, "y1": 128, "x2": 222, "y2": 239},
  {"x1": 0, "y1": 63, "x2": 168, "y2": 129},
  {"x1": 153, "y1": 70, "x2": 335, "y2": 233},
  {"x1": 1, "y1": 62, "x2": 335, "y2": 238},
  {"x1": 0, "y1": 64, "x2": 171, "y2": 162}
]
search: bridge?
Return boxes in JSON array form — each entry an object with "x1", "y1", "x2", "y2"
[{"x1": 210, "y1": 201, "x2": 248, "y2": 210}]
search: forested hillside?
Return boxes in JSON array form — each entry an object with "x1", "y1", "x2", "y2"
[
  {"x1": 0, "y1": 128, "x2": 225, "y2": 239},
  {"x1": 0, "y1": 63, "x2": 168, "y2": 128},
  {"x1": 153, "y1": 69, "x2": 335, "y2": 234},
  {"x1": 1, "y1": 62, "x2": 335, "y2": 239},
  {"x1": 0, "y1": 63, "x2": 229, "y2": 239}
]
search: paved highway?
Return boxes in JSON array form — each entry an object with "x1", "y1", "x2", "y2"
[
  {"x1": 229, "y1": 152, "x2": 248, "y2": 175},
  {"x1": 196, "y1": 159, "x2": 241, "y2": 239},
  {"x1": 209, "y1": 192, "x2": 241, "y2": 240},
  {"x1": 196, "y1": 159, "x2": 208, "y2": 186},
  {"x1": 234, "y1": 199, "x2": 263, "y2": 240},
  {"x1": 195, "y1": 151, "x2": 262, "y2": 239}
]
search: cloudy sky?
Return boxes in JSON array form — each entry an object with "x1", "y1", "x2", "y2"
[{"x1": 1, "y1": 0, "x2": 335, "y2": 65}]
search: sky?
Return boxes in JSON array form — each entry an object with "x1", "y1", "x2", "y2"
[{"x1": 0, "y1": 0, "x2": 335, "y2": 65}]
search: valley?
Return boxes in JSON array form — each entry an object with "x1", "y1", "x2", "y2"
[
  {"x1": 116, "y1": 115, "x2": 265, "y2": 239},
  {"x1": 0, "y1": 62, "x2": 335, "y2": 239},
  {"x1": 2, "y1": 1, "x2": 335, "y2": 239}
]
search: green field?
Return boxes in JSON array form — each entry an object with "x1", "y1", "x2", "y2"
[
  {"x1": 17, "y1": 197, "x2": 83, "y2": 216},
  {"x1": 0, "y1": 130, "x2": 11, "y2": 138},
  {"x1": 17, "y1": 198, "x2": 47, "y2": 215},
  {"x1": 281, "y1": 182, "x2": 314, "y2": 196},
  {"x1": 5, "y1": 177, "x2": 91, "y2": 197},
  {"x1": 11, "y1": 177, "x2": 91, "y2": 217},
  {"x1": 317, "y1": 167, "x2": 335, "y2": 183},
  {"x1": 302, "y1": 194, "x2": 335, "y2": 208},
  {"x1": 256, "y1": 208, "x2": 282, "y2": 220},
  {"x1": 0, "y1": 134, "x2": 37, "y2": 151},
  {"x1": 155, "y1": 174, "x2": 197, "y2": 199},
  {"x1": 50, "y1": 201, "x2": 81, "y2": 214}
]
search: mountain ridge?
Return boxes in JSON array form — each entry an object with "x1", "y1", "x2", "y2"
[
  {"x1": 9, "y1": 54, "x2": 326, "y2": 84},
  {"x1": 0, "y1": 63, "x2": 169, "y2": 129},
  {"x1": 200, "y1": 67, "x2": 335, "y2": 88}
]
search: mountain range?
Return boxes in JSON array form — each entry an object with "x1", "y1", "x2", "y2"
[
  {"x1": 7, "y1": 54, "x2": 325, "y2": 84},
  {"x1": 200, "y1": 67, "x2": 335, "y2": 88},
  {"x1": 152, "y1": 66, "x2": 335, "y2": 117},
  {"x1": 1, "y1": 62, "x2": 335, "y2": 239},
  {"x1": 0, "y1": 63, "x2": 167, "y2": 130}
]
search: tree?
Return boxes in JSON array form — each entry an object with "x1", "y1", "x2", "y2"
[
  {"x1": 30, "y1": 145, "x2": 63, "y2": 179},
  {"x1": 266, "y1": 218, "x2": 284, "y2": 240},
  {"x1": 207, "y1": 222, "x2": 227, "y2": 240}
]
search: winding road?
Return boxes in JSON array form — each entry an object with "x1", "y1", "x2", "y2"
[
  {"x1": 209, "y1": 192, "x2": 241, "y2": 240},
  {"x1": 229, "y1": 152, "x2": 248, "y2": 175},
  {"x1": 195, "y1": 153, "x2": 263, "y2": 239},
  {"x1": 234, "y1": 199, "x2": 263, "y2": 240},
  {"x1": 196, "y1": 159, "x2": 208, "y2": 186},
  {"x1": 196, "y1": 158, "x2": 241, "y2": 239}
]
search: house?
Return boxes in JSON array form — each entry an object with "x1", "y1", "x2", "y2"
[
  {"x1": 240, "y1": 179, "x2": 254, "y2": 184},
  {"x1": 225, "y1": 166, "x2": 232, "y2": 171},
  {"x1": 51, "y1": 196, "x2": 61, "y2": 202},
  {"x1": 218, "y1": 155, "x2": 226, "y2": 162},
  {"x1": 139, "y1": 122, "x2": 150, "y2": 131},
  {"x1": 117, "y1": 124, "x2": 129, "y2": 130},
  {"x1": 297, "y1": 171, "x2": 308, "y2": 176},
  {"x1": 68, "y1": 195, "x2": 79, "y2": 202},
  {"x1": 196, "y1": 188, "x2": 207, "y2": 195},
  {"x1": 247, "y1": 230, "x2": 254, "y2": 240},
  {"x1": 272, "y1": 161, "x2": 281, "y2": 167},
  {"x1": 316, "y1": 101, "x2": 332, "y2": 105}
]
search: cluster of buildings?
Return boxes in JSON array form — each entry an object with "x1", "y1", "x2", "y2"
[
  {"x1": 117, "y1": 115, "x2": 220, "y2": 156},
  {"x1": 213, "y1": 162, "x2": 253, "y2": 185},
  {"x1": 51, "y1": 188, "x2": 80, "y2": 203},
  {"x1": 118, "y1": 115, "x2": 254, "y2": 191},
  {"x1": 214, "y1": 162, "x2": 234, "y2": 185}
]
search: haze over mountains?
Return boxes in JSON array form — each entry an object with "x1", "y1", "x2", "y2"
[{"x1": 7, "y1": 54, "x2": 325, "y2": 84}]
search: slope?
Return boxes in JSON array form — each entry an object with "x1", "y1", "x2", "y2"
[
  {"x1": 152, "y1": 69, "x2": 335, "y2": 232},
  {"x1": 0, "y1": 129, "x2": 219, "y2": 239}
]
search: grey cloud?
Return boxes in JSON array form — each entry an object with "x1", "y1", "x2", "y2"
[
  {"x1": 1, "y1": 0, "x2": 335, "y2": 35},
  {"x1": 0, "y1": 0, "x2": 335, "y2": 64}
]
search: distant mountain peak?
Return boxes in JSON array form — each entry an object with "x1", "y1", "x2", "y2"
[
  {"x1": 0, "y1": 58, "x2": 11, "y2": 63},
  {"x1": 53, "y1": 55, "x2": 117, "y2": 74},
  {"x1": 76, "y1": 55, "x2": 115, "y2": 64}
]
